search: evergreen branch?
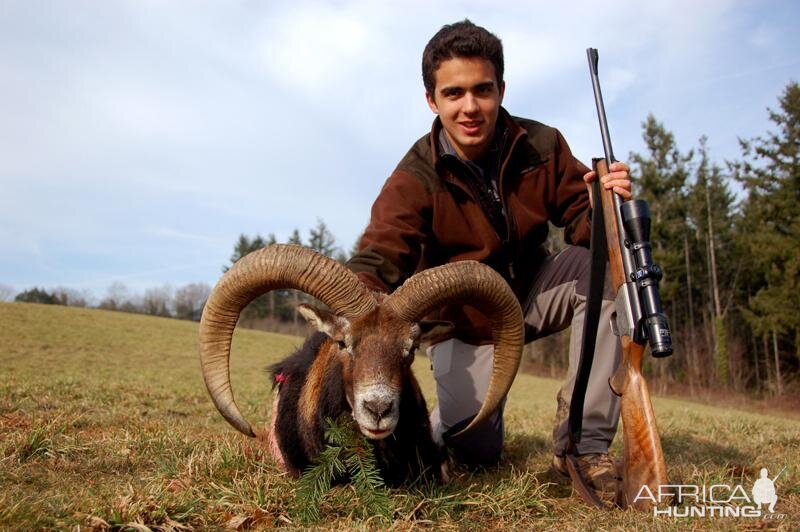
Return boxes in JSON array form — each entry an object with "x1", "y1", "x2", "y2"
[
  {"x1": 346, "y1": 451, "x2": 392, "y2": 520},
  {"x1": 294, "y1": 443, "x2": 345, "y2": 522},
  {"x1": 292, "y1": 416, "x2": 393, "y2": 523}
]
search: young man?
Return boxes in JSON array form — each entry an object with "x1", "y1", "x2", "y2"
[{"x1": 347, "y1": 20, "x2": 631, "y2": 494}]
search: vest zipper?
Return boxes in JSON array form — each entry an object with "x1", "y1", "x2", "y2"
[{"x1": 498, "y1": 129, "x2": 525, "y2": 280}]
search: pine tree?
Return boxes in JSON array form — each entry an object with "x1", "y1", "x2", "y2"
[
  {"x1": 629, "y1": 115, "x2": 693, "y2": 384},
  {"x1": 689, "y1": 138, "x2": 737, "y2": 387},
  {"x1": 223, "y1": 233, "x2": 274, "y2": 320},
  {"x1": 224, "y1": 233, "x2": 267, "y2": 272},
  {"x1": 14, "y1": 287, "x2": 59, "y2": 305},
  {"x1": 307, "y1": 218, "x2": 338, "y2": 257},
  {"x1": 287, "y1": 229, "x2": 304, "y2": 327}
]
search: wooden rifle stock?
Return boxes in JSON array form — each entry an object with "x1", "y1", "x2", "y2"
[{"x1": 594, "y1": 158, "x2": 668, "y2": 510}]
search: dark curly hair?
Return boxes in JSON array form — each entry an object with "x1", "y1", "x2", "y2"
[{"x1": 422, "y1": 20, "x2": 504, "y2": 95}]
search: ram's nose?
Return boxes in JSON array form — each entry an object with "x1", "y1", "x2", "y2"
[{"x1": 363, "y1": 397, "x2": 393, "y2": 422}]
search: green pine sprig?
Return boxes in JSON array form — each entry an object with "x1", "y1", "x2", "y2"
[{"x1": 293, "y1": 416, "x2": 393, "y2": 523}]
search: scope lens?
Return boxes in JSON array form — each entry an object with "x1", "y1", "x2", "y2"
[{"x1": 646, "y1": 315, "x2": 672, "y2": 358}]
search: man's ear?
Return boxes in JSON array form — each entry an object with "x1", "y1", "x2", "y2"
[
  {"x1": 416, "y1": 320, "x2": 455, "y2": 344},
  {"x1": 498, "y1": 80, "x2": 506, "y2": 104},
  {"x1": 297, "y1": 303, "x2": 349, "y2": 338},
  {"x1": 426, "y1": 90, "x2": 439, "y2": 114}
]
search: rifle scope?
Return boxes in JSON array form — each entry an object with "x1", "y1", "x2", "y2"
[{"x1": 620, "y1": 200, "x2": 673, "y2": 357}]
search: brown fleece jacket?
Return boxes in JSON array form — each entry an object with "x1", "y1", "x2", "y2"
[{"x1": 348, "y1": 108, "x2": 591, "y2": 344}]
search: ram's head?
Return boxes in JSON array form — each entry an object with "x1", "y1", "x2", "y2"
[{"x1": 199, "y1": 244, "x2": 523, "y2": 440}]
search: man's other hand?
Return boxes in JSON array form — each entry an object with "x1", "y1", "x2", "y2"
[{"x1": 583, "y1": 161, "x2": 632, "y2": 209}]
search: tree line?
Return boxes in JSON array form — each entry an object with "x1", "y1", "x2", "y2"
[
  {"x1": 11, "y1": 282, "x2": 212, "y2": 322},
  {"x1": 623, "y1": 82, "x2": 799, "y2": 396},
  {"x1": 6, "y1": 219, "x2": 346, "y2": 335}
]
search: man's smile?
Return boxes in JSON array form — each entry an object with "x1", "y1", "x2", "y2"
[{"x1": 459, "y1": 120, "x2": 484, "y2": 134}]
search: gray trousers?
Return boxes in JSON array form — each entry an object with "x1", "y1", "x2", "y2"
[{"x1": 428, "y1": 246, "x2": 621, "y2": 465}]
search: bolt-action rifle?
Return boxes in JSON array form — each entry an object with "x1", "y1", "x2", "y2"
[{"x1": 587, "y1": 48, "x2": 673, "y2": 509}]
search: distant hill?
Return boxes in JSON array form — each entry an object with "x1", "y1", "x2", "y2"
[{"x1": 0, "y1": 301, "x2": 305, "y2": 401}]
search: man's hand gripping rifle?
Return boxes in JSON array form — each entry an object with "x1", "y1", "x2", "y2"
[{"x1": 582, "y1": 48, "x2": 673, "y2": 509}]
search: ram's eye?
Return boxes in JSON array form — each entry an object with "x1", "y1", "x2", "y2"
[{"x1": 336, "y1": 340, "x2": 347, "y2": 350}]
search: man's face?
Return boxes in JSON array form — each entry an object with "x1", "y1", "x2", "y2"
[{"x1": 426, "y1": 56, "x2": 505, "y2": 161}]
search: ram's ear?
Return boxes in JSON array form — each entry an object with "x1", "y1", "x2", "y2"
[{"x1": 297, "y1": 303, "x2": 350, "y2": 338}]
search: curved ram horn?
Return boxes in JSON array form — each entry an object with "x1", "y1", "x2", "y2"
[
  {"x1": 199, "y1": 244, "x2": 377, "y2": 437},
  {"x1": 385, "y1": 260, "x2": 524, "y2": 436}
]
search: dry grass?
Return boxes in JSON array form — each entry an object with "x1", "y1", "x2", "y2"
[{"x1": 1, "y1": 301, "x2": 798, "y2": 530}]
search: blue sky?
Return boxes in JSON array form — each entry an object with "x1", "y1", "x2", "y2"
[{"x1": 1, "y1": 0, "x2": 798, "y2": 301}]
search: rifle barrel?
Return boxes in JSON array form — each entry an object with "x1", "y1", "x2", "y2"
[
  {"x1": 587, "y1": 48, "x2": 638, "y2": 302},
  {"x1": 587, "y1": 48, "x2": 616, "y2": 165}
]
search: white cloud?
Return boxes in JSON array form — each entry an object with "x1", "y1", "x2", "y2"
[
  {"x1": 91, "y1": 83, "x2": 195, "y2": 141},
  {"x1": 258, "y1": 3, "x2": 376, "y2": 96},
  {"x1": 602, "y1": 67, "x2": 637, "y2": 104}
]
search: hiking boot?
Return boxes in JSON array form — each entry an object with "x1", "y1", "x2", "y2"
[{"x1": 552, "y1": 453, "x2": 621, "y2": 498}]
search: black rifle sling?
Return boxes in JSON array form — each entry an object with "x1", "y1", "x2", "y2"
[{"x1": 567, "y1": 178, "x2": 608, "y2": 450}]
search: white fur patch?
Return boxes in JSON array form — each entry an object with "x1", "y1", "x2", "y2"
[{"x1": 352, "y1": 383, "x2": 400, "y2": 439}]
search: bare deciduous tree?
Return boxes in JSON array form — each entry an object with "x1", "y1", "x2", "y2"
[
  {"x1": 142, "y1": 285, "x2": 173, "y2": 317},
  {"x1": 99, "y1": 282, "x2": 133, "y2": 311},
  {"x1": 52, "y1": 287, "x2": 92, "y2": 307},
  {"x1": 174, "y1": 282, "x2": 211, "y2": 320},
  {"x1": 0, "y1": 284, "x2": 15, "y2": 302}
]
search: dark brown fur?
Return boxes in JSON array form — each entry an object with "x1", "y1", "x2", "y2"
[{"x1": 269, "y1": 321, "x2": 445, "y2": 487}]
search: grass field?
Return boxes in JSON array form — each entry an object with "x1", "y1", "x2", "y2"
[{"x1": 1, "y1": 301, "x2": 798, "y2": 530}]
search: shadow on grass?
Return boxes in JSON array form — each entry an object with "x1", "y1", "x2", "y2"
[
  {"x1": 498, "y1": 429, "x2": 759, "y2": 500},
  {"x1": 662, "y1": 431, "x2": 753, "y2": 466},
  {"x1": 451, "y1": 432, "x2": 577, "y2": 501},
  {"x1": 438, "y1": 428, "x2": 759, "y2": 507},
  {"x1": 503, "y1": 432, "x2": 552, "y2": 466},
  {"x1": 661, "y1": 430, "x2": 757, "y2": 484},
  {"x1": 439, "y1": 432, "x2": 551, "y2": 482},
  {"x1": 503, "y1": 432, "x2": 574, "y2": 500}
]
